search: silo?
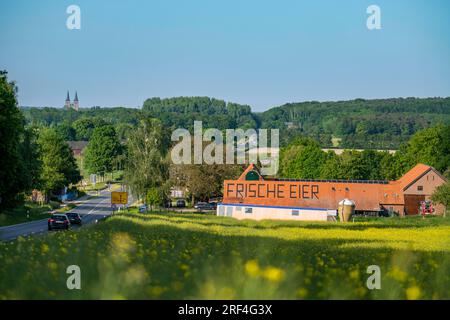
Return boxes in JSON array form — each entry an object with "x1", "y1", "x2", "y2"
[{"x1": 338, "y1": 199, "x2": 356, "y2": 222}]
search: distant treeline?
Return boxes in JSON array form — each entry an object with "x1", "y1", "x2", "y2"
[
  {"x1": 142, "y1": 97, "x2": 258, "y2": 130},
  {"x1": 21, "y1": 96, "x2": 450, "y2": 148},
  {"x1": 259, "y1": 97, "x2": 450, "y2": 148}
]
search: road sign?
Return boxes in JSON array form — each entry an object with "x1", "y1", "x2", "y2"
[{"x1": 111, "y1": 191, "x2": 128, "y2": 205}]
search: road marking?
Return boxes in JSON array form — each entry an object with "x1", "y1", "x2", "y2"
[
  {"x1": 0, "y1": 189, "x2": 116, "y2": 242},
  {"x1": 0, "y1": 192, "x2": 109, "y2": 231},
  {"x1": 86, "y1": 197, "x2": 109, "y2": 215}
]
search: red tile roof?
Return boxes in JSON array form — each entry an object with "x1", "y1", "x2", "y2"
[{"x1": 396, "y1": 164, "x2": 434, "y2": 191}]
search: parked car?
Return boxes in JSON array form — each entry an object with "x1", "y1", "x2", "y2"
[
  {"x1": 66, "y1": 212, "x2": 82, "y2": 225},
  {"x1": 48, "y1": 214, "x2": 70, "y2": 231},
  {"x1": 139, "y1": 205, "x2": 147, "y2": 213},
  {"x1": 209, "y1": 202, "x2": 218, "y2": 210},
  {"x1": 163, "y1": 200, "x2": 172, "y2": 208},
  {"x1": 194, "y1": 202, "x2": 216, "y2": 211},
  {"x1": 176, "y1": 199, "x2": 186, "y2": 208}
]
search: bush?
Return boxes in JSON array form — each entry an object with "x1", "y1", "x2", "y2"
[{"x1": 48, "y1": 201, "x2": 60, "y2": 210}]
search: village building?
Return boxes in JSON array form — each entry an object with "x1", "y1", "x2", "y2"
[
  {"x1": 217, "y1": 163, "x2": 446, "y2": 221},
  {"x1": 67, "y1": 141, "x2": 88, "y2": 156}
]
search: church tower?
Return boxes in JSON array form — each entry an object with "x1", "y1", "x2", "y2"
[
  {"x1": 74, "y1": 91, "x2": 79, "y2": 111},
  {"x1": 65, "y1": 91, "x2": 71, "y2": 109},
  {"x1": 64, "y1": 90, "x2": 79, "y2": 111}
]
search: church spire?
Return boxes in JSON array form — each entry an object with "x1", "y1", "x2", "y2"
[
  {"x1": 73, "y1": 91, "x2": 79, "y2": 111},
  {"x1": 65, "y1": 91, "x2": 71, "y2": 109}
]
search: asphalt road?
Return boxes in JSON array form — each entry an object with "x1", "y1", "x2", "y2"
[{"x1": 0, "y1": 188, "x2": 117, "y2": 242}]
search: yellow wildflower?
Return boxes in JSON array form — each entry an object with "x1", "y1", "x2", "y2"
[{"x1": 245, "y1": 260, "x2": 260, "y2": 277}]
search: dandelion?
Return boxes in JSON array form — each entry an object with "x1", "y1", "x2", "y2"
[
  {"x1": 245, "y1": 260, "x2": 260, "y2": 277},
  {"x1": 47, "y1": 261, "x2": 58, "y2": 271},
  {"x1": 263, "y1": 266, "x2": 285, "y2": 282},
  {"x1": 218, "y1": 287, "x2": 235, "y2": 299},
  {"x1": 179, "y1": 264, "x2": 189, "y2": 272},
  {"x1": 296, "y1": 288, "x2": 308, "y2": 299},
  {"x1": 349, "y1": 269, "x2": 359, "y2": 280},
  {"x1": 387, "y1": 266, "x2": 408, "y2": 282},
  {"x1": 123, "y1": 265, "x2": 147, "y2": 286},
  {"x1": 147, "y1": 286, "x2": 166, "y2": 298},
  {"x1": 111, "y1": 232, "x2": 135, "y2": 253},
  {"x1": 41, "y1": 244, "x2": 49, "y2": 254},
  {"x1": 406, "y1": 286, "x2": 422, "y2": 300}
]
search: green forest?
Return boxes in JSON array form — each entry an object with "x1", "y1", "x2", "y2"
[
  {"x1": 260, "y1": 98, "x2": 450, "y2": 148},
  {"x1": 21, "y1": 96, "x2": 450, "y2": 149}
]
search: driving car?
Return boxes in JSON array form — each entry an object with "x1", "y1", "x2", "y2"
[
  {"x1": 66, "y1": 212, "x2": 82, "y2": 225},
  {"x1": 194, "y1": 202, "x2": 216, "y2": 211},
  {"x1": 48, "y1": 214, "x2": 70, "y2": 231}
]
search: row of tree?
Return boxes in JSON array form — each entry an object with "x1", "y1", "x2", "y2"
[
  {"x1": 0, "y1": 71, "x2": 81, "y2": 210},
  {"x1": 279, "y1": 125, "x2": 450, "y2": 181},
  {"x1": 260, "y1": 97, "x2": 450, "y2": 148},
  {"x1": 22, "y1": 96, "x2": 450, "y2": 150}
]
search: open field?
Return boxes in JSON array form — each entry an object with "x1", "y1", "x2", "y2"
[{"x1": 0, "y1": 212, "x2": 449, "y2": 299}]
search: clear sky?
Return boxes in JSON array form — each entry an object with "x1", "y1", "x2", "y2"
[{"x1": 1, "y1": 0, "x2": 449, "y2": 111}]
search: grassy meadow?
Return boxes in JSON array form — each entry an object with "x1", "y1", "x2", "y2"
[
  {"x1": 0, "y1": 211, "x2": 449, "y2": 299},
  {"x1": 0, "y1": 202, "x2": 53, "y2": 227}
]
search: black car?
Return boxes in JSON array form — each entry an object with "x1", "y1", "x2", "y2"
[
  {"x1": 66, "y1": 212, "x2": 82, "y2": 225},
  {"x1": 163, "y1": 200, "x2": 172, "y2": 208},
  {"x1": 176, "y1": 199, "x2": 186, "y2": 208},
  {"x1": 48, "y1": 214, "x2": 70, "y2": 231},
  {"x1": 194, "y1": 202, "x2": 216, "y2": 211}
]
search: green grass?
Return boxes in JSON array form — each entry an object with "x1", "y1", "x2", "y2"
[
  {"x1": 0, "y1": 212, "x2": 449, "y2": 299},
  {"x1": 55, "y1": 203, "x2": 77, "y2": 213},
  {"x1": 0, "y1": 193, "x2": 89, "y2": 227},
  {"x1": 83, "y1": 182, "x2": 107, "y2": 192},
  {"x1": 0, "y1": 202, "x2": 52, "y2": 227}
]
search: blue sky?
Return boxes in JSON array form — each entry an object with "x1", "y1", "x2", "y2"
[{"x1": 1, "y1": 0, "x2": 449, "y2": 111}]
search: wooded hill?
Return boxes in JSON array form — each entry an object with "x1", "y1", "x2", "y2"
[{"x1": 21, "y1": 96, "x2": 450, "y2": 149}]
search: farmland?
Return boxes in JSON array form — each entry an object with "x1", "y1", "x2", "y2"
[{"x1": 0, "y1": 212, "x2": 449, "y2": 299}]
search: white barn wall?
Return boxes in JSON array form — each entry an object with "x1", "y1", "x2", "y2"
[{"x1": 217, "y1": 204, "x2": 329, "y2": 221}]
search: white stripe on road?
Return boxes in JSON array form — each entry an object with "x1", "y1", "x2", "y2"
[
  {"x1": 0, "y1": 191, "x2": 109, "y2": 231},
  {"x1": 1, "y1": 190, "x2": 114, "y2": 242},
  {"x1": 85, "y1": 197, "x2": 110, "y2": 215}
]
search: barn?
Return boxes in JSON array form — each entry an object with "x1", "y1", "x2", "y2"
[{"x1": 217, "y1": 163, "x2": 447, "y2": 221}]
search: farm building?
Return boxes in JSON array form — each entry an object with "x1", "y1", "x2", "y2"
[
  {"x1": 217, "y1": 163, "x2": 447, "y2": 221},
  {"x1": 67, "y1": 141, "x2": 88, "y2": 156}
]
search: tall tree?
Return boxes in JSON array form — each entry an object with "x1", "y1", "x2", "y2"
[
  {"x1": 431, "y1": 183, "x2": 450, "y2": 217},
  {"x1": 0, "y1": 71, "x2": 26, "y2": 209},
  {"x1": 37, "y1": 128, "x2": 81, "y2": 199},
  {"x1": 19, "y1": 127, "x2": 42, "y2": 193},
  {"x1": 279, "y1": 137, "x2": 327, "y2": 179},
  {"x1": 84, "y1": 125, "x2": 122, "y2": 176},
  {"x1": 398, "y1": 125, "x2": 450, "y2": 173},
  {"x1": 124, "y1": 118, "x2": 169, "y2": 200},
  {"x1": 55, "y1": 120, "x2": 76, "y2": 141},
  {"x1": 169, "y1": 139, "x2": 242, "y2": 203},
  {"x1": 72, "y1": 117, "x2": 107, "y2": 141}
]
